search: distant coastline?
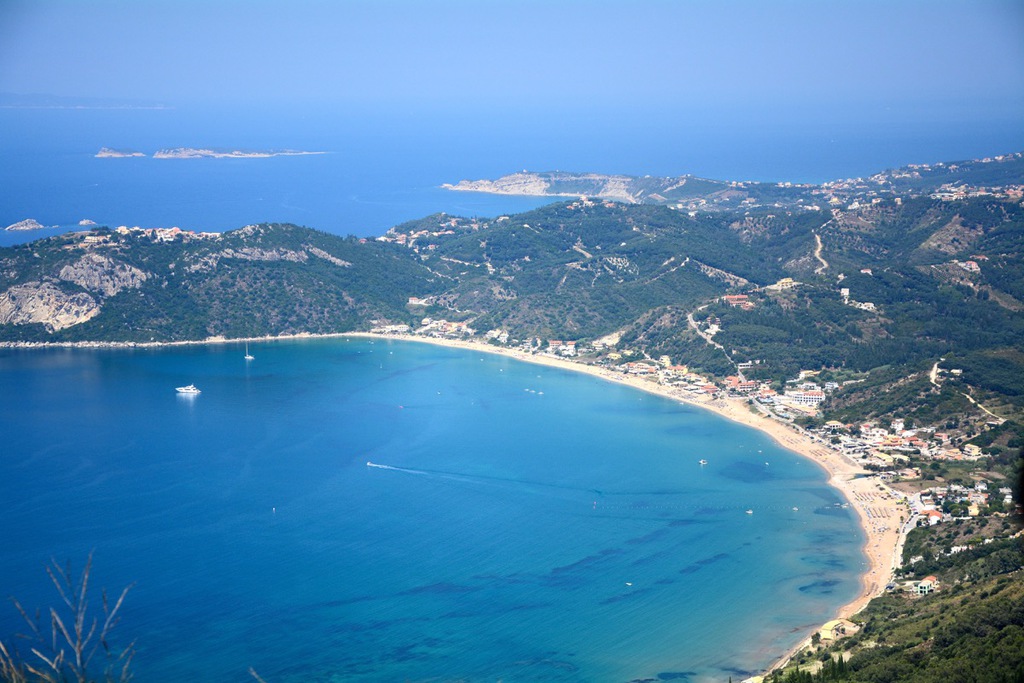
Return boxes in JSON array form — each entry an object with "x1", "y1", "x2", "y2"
[{"x1": 95, "y1": 146, "x2": 326, "y2": 159}]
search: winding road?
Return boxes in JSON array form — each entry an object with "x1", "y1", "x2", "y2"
[
  {"x1": 930, "y1": 359, "x2": 1005, "y2": 422},
  {"x1": 813, "y1": 230, "x2": 830, "y2": 274}
]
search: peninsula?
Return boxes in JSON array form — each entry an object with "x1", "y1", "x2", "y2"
[
  {"x1": 444, "y1": 152, "x2": 1024, "y2": 212},
  {"x1": 443, "y1": 171, "x2": 647, "y2": 203}
]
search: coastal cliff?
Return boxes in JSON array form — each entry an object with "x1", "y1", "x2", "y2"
[{"x1": 0, "y1": 281, "x2": 100, "y2": 330}]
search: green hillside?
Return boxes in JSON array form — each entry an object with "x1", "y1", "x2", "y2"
[{"x1": 0, "y1": 224, "x2": 442, "y2": 343}]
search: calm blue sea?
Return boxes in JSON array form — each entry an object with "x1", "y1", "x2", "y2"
[
  {"x1": 0, "y1": 338, "x2": 863, "y2": 682},
  {"x1": 2, "y1": 104, "x2": 1023, "y2": 245}
]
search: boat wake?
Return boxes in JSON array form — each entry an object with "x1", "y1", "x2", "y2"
[
  {"x1": 366, "y1": 459, "x2": 592, "y2": 492},
  {"x1": 365, "y1": 460, "x2": 698, "y2": 503},
  {"x1": 366, "y1": 461, "x2": 428, "y2": 476}
]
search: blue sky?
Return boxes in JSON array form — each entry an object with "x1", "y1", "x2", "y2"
[{"x1": 1, "y1": 0, "x2": 1022, "y2": 126}]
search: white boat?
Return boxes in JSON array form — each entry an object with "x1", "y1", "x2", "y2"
[
  {"x1": 176, "y1": 384, "x2": 201, "y2": 394},
  {"x1": 244, "y1": 343, "x2": 254, "y2": 361},
  {"x1": 745, "y1": 509, "x2": 753, "y2": 514},
  {"x1": 699, "y1": 459, "x2": 708, "y2": 465}
]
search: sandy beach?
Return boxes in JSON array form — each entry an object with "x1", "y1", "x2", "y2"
[{"x1": 346, "y1": 332, "x2": 908, "y2": 673}]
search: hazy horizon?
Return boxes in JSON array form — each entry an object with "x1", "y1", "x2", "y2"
[
  {"x1": 2, "y1": 1, "x2": 1022, "y2": 132},
  {"x1": 2, "y1": 1, "x2": 1023, "y2": 234}
]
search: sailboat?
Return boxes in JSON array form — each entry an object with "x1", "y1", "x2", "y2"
[{"x1": 244, "y1": 342, "x2": 254, "y2": 361}]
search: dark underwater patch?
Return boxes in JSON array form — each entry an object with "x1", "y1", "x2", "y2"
[
  {"x1": 625, "y1": 526, "x2": 672, "y2": 545},
  {"x1": 718, "y1": 460, "x2": 773, "y2": 483},
  {"x1": 401, "y1": 581, "x2": 482, "y2": 596},
  {"x1": 814, "y1": 504, "x2": 853, "y2": 518},
  {"x1": 798, "y1": 578, "x2": 840, "y2": 594},
  {"x1": 678, "y1": 552, "x2": 729, "y2": 575}
]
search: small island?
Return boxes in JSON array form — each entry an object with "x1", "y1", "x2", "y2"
[
  {"x1": 95, "y1": 147, "x2": 146, "y2": 158},
  {"x1": 152, "y1": 147, "x2": 325, "y2": 159},
  {"x1": 95, "y1": 147, "x2": 326, "y2": 159},
  {"x1": 4, "y1": 218, "x2": 48, "y2": 231}
]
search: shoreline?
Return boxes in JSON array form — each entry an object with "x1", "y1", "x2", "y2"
[
  {"x1": 0, "y1": 331, "x2": 351, "y2": 350},
  {"x1": 3, "y1": 330, "x2": 907, "y2": 675},
  {"x1": 345, "y1": 332, "x2": 907, "y2": 676}
]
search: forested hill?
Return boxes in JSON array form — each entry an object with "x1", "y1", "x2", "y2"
[
  {"x1": 0, "y1": 223, "x2": 443, "y2": 342},
  {"x1": 386, "y1": 194, "x2": 1024, "y2": 416}
]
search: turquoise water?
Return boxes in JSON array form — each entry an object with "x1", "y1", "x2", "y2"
[{"x1": 0, "y1": 338, "x2": 864, "y2": 682}]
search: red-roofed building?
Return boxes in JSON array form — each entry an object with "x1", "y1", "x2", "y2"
[
  {"x1": 624, "y1": 362, "x2": 657, "y2": 375},
  {"x1": 922, "y1": 510, "x2": 944, "y2": 526}
]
